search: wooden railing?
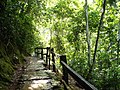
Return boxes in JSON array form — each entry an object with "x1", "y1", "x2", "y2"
[{"x1": 35, "y1": 47, "x2": 98, "y2": 90}]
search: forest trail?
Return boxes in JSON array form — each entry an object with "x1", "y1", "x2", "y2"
[{"x1": 18, "y1": 56, "x2": 62, "y2": 90}]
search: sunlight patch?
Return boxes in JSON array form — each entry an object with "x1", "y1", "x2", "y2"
[{"x1": 29, "y1": 79, "x2": 51, "y2": 89}]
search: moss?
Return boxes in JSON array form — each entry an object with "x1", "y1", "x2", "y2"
[
  {"x1": 0, "y1": 45, "x2": 25, "y2": 89},
  {"x1": 0, "y1": 58, "x2": 14, "y2": 79},
  {"x1": 0, "y1": 81, "x2": 9, "y2": 90}
]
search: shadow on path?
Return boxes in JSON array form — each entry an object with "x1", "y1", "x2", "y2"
[{"x1": 18, "y1": 56, "x2": 62, "y2": 90}]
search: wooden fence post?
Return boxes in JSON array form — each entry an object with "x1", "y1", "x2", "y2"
[
  {"x1": 36, "y1": 48, "x2": 38, "y2": 57},
  {"x1": 48, "y1": 47, "x2": 50, "y2": 69},
  {"x1": 35, "y1": 48, "x2": 37, "y2": 56},
  {"x1": 51, "y1": 48, "x2": 56, "y2": 72},
  {"x1": 60, "y1": 55, "x2": 68, "y2": 89},
  {"x1": 41, "y1": 48, "x2": 43, "y2": 59},
  {"x1": 46, "y1": 47, "x2": 48, "y2": 65}
]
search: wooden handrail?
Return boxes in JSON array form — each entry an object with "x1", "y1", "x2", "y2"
[
  {"x1": 61, "y1": 60, "x2": 97, "y2": 90},
  {"x1": 35, "y1": 47, "x2": 98, "y2": 90}
]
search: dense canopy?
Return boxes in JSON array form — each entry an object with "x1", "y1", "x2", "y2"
[{"x1": 0, "y1": 0, "x2": 120, "y2": 89}]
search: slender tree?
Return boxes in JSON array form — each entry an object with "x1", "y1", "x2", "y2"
[
  {"x1": 85, "y1": 0, "x2": 91, "y2": 67},
  {"x1": 87, "y1": 0, "x2": 107, "y2": 80}
]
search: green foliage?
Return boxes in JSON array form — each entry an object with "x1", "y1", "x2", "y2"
[
  {"x1": 0, "y1": 58, "x2": 14, "y2": 81},
  {"x1": 0, "y1": 0, "x2": 120, "y2": 89},
  {"x1": 0, "y1": 0, "x2": 45, "y2": 89},
  {"x1": 42, "y1": 0, "x2": 120, "y2": 89}
]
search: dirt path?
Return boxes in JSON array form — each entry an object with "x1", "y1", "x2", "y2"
[{"x1": 14, "y1": 56, "x2": 62, "y2": 90}]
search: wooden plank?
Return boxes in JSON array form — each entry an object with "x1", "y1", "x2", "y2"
[
  {"x1": 60, "y1": 55, "x2": 68, "y2": 90},
  {"x1": 60, "y1": 56, "x2": 68, "y2": 84},
  {"x1": 51, "y1": 48, "x2": 56, "y2": 72},
  {"x1": 61, "y1": 61, "x2": 98, "y2": 90}
]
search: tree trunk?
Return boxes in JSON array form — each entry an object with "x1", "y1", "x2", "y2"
[
  {"x1": 86, "y1": 0, "x2": 106, "y2": 80},
  {"x1": 85, "y1": 0, "x2": 91, "y2": 67}
]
